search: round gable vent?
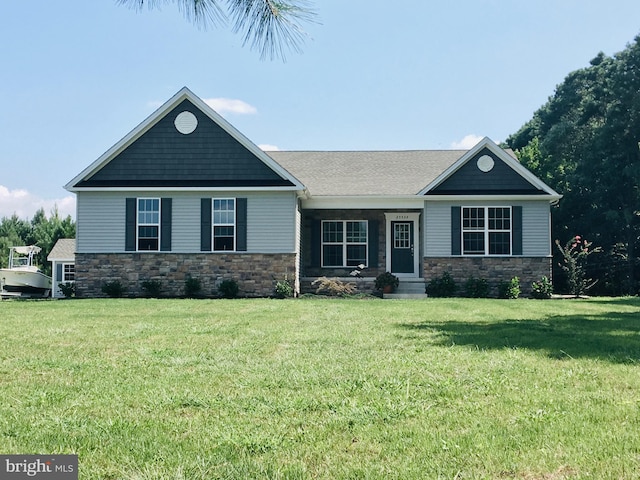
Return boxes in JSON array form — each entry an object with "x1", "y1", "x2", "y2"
[
  {"x1": 476, "y1": 154, "x2": 495, "y2": 173},
  {"x1": 174, "y1": 111, "x2": 198, "y2": 134}
]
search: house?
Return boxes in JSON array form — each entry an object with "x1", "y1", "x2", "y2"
[
  {"x1": 65, "y1": 87, "x2": 561, "y2": 298},
  {"x1": 47, "y1": 238, "x2": 76, "y2": 298}
]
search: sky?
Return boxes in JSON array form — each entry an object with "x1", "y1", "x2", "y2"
[{"x1": 2, "y1": 0, "x2": 640, "y2": 220}]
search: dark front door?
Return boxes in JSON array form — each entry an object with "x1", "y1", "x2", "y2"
[{"x1": 391, "y1": 221, "x2": 414, "y2": 274}]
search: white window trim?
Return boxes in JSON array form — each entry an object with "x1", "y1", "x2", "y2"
[
  {"x1": 136, "y1": 197, "x2": 161, "y2": 252},
  {"x1": 321, "y1": 220, "x2": 368, "y2": 268},
  {"x1": 62, "y1": 263, "x2": 75, "y2": 282},
  {"x1": 461, "y1": 206, "x2": 512, "y2": 256},
  {"x1": 212, "y1": 198, "x2": 236, "y2": 252}
]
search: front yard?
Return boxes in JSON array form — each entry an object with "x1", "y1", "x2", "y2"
[{"x1": 1, "y1": 297, "x2": 639, "y2": 479}]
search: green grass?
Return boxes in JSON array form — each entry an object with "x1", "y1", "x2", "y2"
[{"x1": 1, "y1": 297, "x2": 640, "y2": 479}]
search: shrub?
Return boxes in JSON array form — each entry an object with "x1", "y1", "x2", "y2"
[
  {"x1": 374, "y1": 272, "x2": 399, "y2": 292},
  {"x1": 274, "y1": 278, "x2": 294, "y2": 299},
  {"x1": 464, "y1": 276, "x2": 490, "y2": 298},
  {"x1": 498, "y1": 276, "x2": 520, "y2": 299},
  {"x1": 556, "y1": 235, "x2": 602, "y2": 297},
  {"x1": 58, "y1": 282, "x2": 75, "y2": 298},
  {"x1": 312, "y1": 277, "x2": 357, "y2": 297},
  {"x1": 102, "y1": 280, "x2": 125, "y2": 298},
  {"x1": 426, "y1": 272, "x2": 457, "y2": 297},
  {"x1": 531, "y1": 276, "x2": 553, "y2": 299},
  {"x1": 184, "y1": 277, "x2": 202, "y2": 298},
  {"x1": 141, "y1": 279, "x2": 162, "y2": 298},
  {"x1": 218, "y1": 279, "x2": 240, "y2": 299}
]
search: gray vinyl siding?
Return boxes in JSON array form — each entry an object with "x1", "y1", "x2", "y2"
[
  {"x1": 76, "y1": 192, "x2": 126, "y2": 253},
  {"x1": 424, "y1": 202, "x2": 451, "y2": 257},
  {"x1": 424, "y1": 200, "x2": 551, "y2": 257},
  {"x1": 521, "y1": 201, "x2": 552, "y2": 256},
  {"x1": 76, "y1": 191, "x2": 297, "y2": 254}
]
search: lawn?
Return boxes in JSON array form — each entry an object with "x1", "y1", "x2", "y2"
[{"x1": 1, "y1": 297, "x2": 639, "y2": 479}]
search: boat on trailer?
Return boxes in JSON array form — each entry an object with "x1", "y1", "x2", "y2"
[{"x1": 0, "y1": 246, "x2": 52, "y2": 297}]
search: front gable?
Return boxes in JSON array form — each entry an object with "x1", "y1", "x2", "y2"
[
  {"x1": 66, "y1": 88, "x2": 303, "y2": 191},
  {"x1": 420, "y1": 137, "x2": 560, "y2": 198}
]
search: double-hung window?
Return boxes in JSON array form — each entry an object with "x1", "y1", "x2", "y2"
[
  {"x1": 137, "y1": 198, "x2": 160, "y2": 251},
  {"x1": 213, "y1": 199, "x2": 235, "y2": 251},
  {"x1": 462, "y1": 207, "x2": 511, "y2": 255},
  {"x1": 322, "y1": 220, "x2": 368, "y2": 267}
]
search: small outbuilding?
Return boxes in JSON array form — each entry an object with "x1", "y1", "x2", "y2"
[{"x1": 47, "y1": 239, "x2": 76, "y2": 298}]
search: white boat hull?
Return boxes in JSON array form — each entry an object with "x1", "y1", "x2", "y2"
[{"x1": 0, "y1": 268, "x2": 52, "y2": 296}]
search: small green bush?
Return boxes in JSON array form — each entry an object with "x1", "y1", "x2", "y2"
[
  {"x1": 218, "y1": 279, "x2": 240, "y2": 298},
  {"x1": 531, "y1": 275, "x2": 553, "y2": 299},
  {"x1": 58, "y1": 282, "x2": 75, "y2": 298},
  {"x1": 141, "y1": 279, "x2": 162, "y2": 298},
  {"x1": 184, "y1": 277, "x2": 202, "y2": 298},
  {"x1": 498, "y1": 276, "x2": 521, "y2": 299},
  {"x1": 426, "y1": 272, "x2": 457, "y2": 297},
  {"x1": 102, "y1": 280, "x2": 125, "y2": 298},
  {"x1": 274, "y1": 278, "x2": 294, "y2": 299},
  {"x1": 464, "y1": 276, "x2": 490, "y2": 298}
]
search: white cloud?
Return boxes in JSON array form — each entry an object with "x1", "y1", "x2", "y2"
[
  {"x1": 203, "y1": 98, "x2": 257, "y2": 115},
  {"x1": 0, "y1": 185, "x2": 76, "y2": 220},
  {"x1": 258, "y1": 144, "x2": 280, "y2": 151},
  {"x1": 450, "y1": 134, "x2": 484, "y2": 150}
]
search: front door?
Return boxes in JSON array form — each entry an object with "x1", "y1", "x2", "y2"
[{"x1": 391, "y1": 221, "x2": 414, "y2": 274}]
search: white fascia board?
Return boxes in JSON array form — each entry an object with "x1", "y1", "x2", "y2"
[
  {"x1": 301, "y1": 195, "x2": 425, "y2": 209},
  {"x1": 418, "y1": 137, "x2": 561, "y2": 198},
  {"x1": 70, "y1": 186, "x2": 304, "y2": 193},
  {"x1": 65, "y1": 87, "x2": 305, "y2": 192},
  {"x1": 424, "y1": 194, "x2": 563, "y2": 203}
]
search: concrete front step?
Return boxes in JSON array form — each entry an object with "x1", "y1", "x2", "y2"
[
  {"x1": 384, "y1": 293, "x2": 429, "y2": 299},
  {"x1": 384, "y1": 279, "x2": 427, "y2": 299}
]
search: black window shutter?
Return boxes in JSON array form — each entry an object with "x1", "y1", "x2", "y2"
[
  {"x1": 200, "y1": 198, "x2": 212, "y2": 252},
  {"x1": 451, "y1": 206, "x2": 461, "y2": 255},
  {"x1": 368, "y1": 220, "x2": 379, "y2": 267},
  {"x1": 310, "y1": 219, "x2": 321, "y2": 267},
  {"x1": 236, "y1": 198, "x2": 247, "y2": 251},
  {"x1": 56, "y1": 263, "x2": 63, "y2": 282},
  {"x1": 125, "y1": 198, "x2": 136, "y2": 251},
  {"x1": 512, "y1": 206, "x2": 523, "y2": 255},
  {"x1": 160, "y1": 198, "x2": 172, "y2": 251}
]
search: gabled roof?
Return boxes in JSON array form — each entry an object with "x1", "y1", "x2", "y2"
[
  {"x1": 65, "y1": 87, "x2": 304, "y2": 192},
  {"x1": 270, "y1": 139, "x2": 560, "y2": 200},
  {"x1": 47, "y1": 238, "x2": 76, "y2": 261},
  {"x1": 419, "y1": 137, "x2": 561, "y2": 198}
]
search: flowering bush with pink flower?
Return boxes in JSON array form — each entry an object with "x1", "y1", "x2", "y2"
[{"x1": 555, "y1": 235, "x2": 602, "y2": 297}]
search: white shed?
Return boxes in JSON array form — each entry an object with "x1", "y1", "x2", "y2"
[{"x1": 47, "y1": 239, "x2": 76, "y2": 298}]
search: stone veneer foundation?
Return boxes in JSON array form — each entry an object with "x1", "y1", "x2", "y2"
[
  {"x1": 75, "y1": 253, "x2": 297, "y2": 298},
  {"x1": 424, "y1": 256, "x2": 552, "y2": 297}
]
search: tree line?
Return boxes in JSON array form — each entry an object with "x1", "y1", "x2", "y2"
[
  {"x1": 506, "y1": 34, "x2": 640, "y2": 295},
  {"x1": 0, "y1": 208, "x2": 75, "y2": 276}
]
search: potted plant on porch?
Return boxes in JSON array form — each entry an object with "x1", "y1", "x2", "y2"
[{"x1": 375, "y1": 271, "x2": 399, "y2": 294}]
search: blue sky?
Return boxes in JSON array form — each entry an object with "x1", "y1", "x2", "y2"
[{"x1": 2, "y1": 0, "x2": 640, "y2": 219}]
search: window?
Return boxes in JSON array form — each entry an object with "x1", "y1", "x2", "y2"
[
  {"x1": 137, "y1": 198, "x2": 160, "y2": 250},
  {"x1": 462, "y1": 207, "x2": 511, "y2": 255},
  {"x1": 62, "y1": 263, "x2": 75, "y2": 282},
  {"x1": 213, "y1": 199, "x2": 235, "y2": 251},
  {"x1": 322, "y1": 220, "x2": 368, "y2": 267}
]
